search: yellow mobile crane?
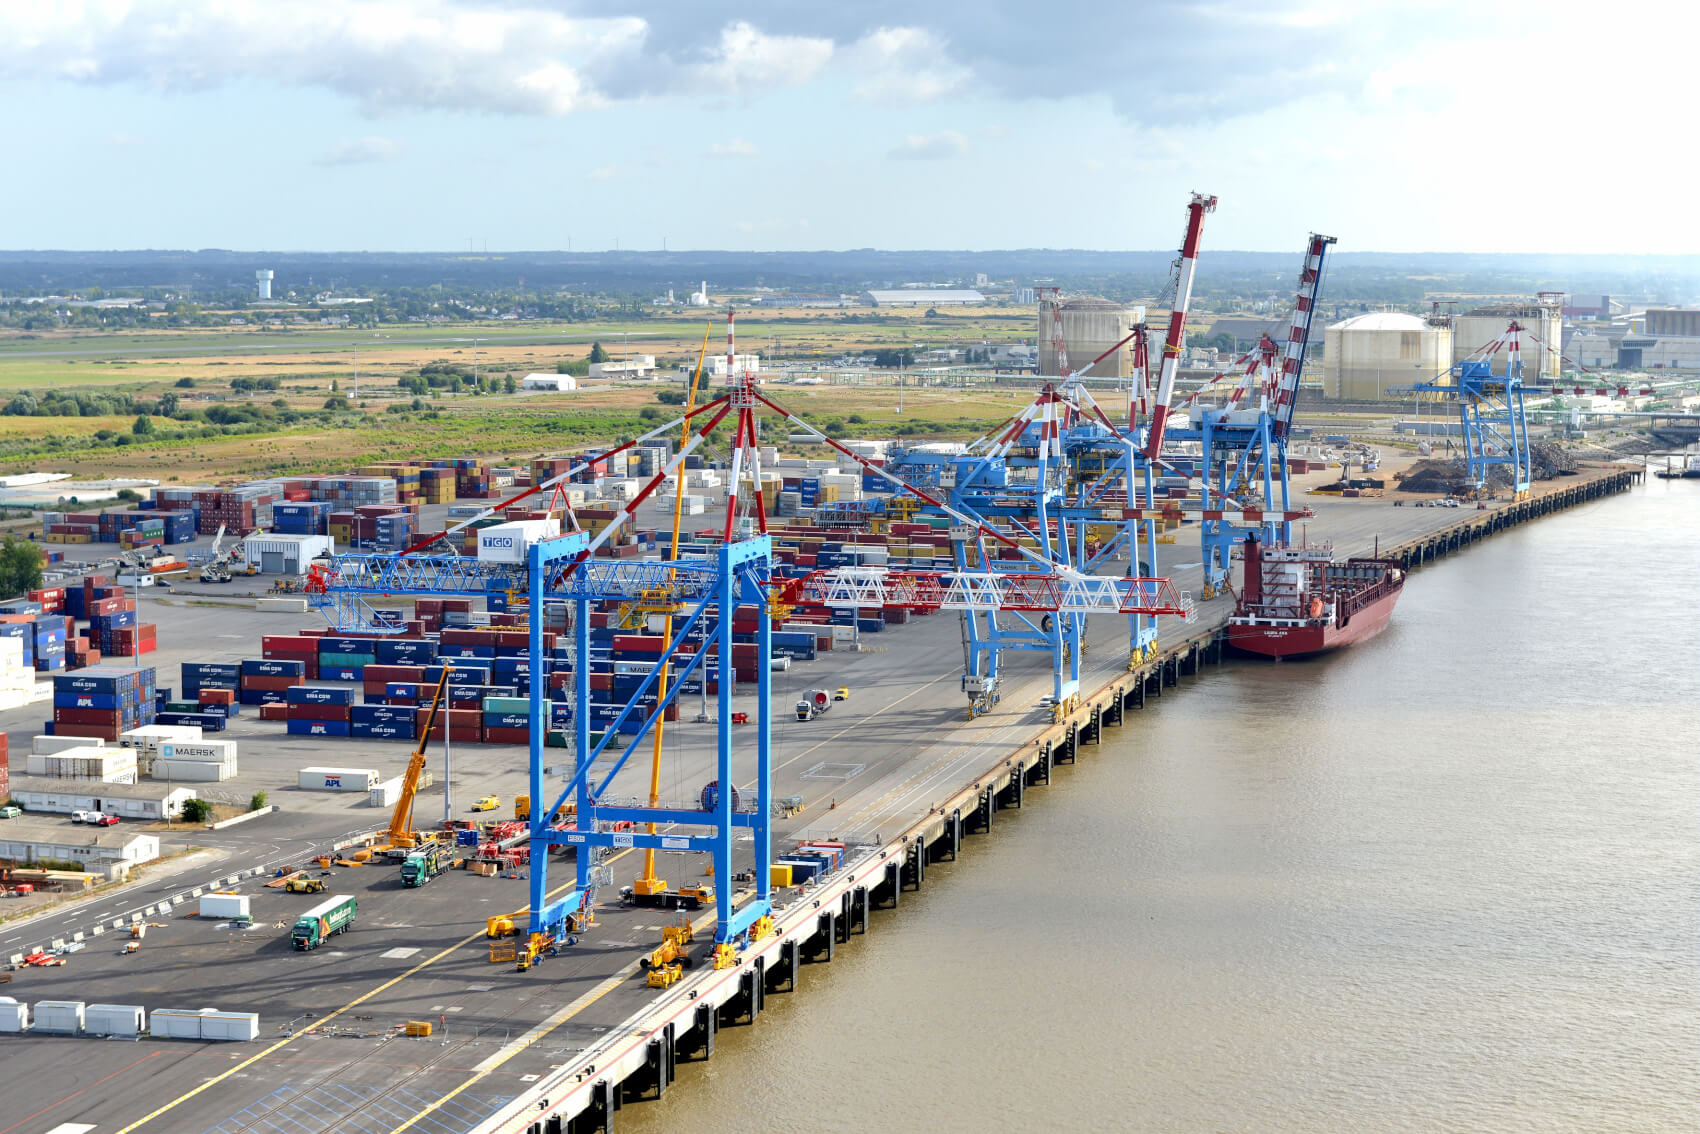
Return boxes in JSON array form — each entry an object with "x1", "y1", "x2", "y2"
[
  {"x1": 384, "y1": 665, "x2": 454, "y2": 852},
  {"x1": 631, "y1": 327, "x2": 715, "y2": 913}
]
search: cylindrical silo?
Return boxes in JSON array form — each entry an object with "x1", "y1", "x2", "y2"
[
  {"x1": 1038, "y1": 297, "x2": 1135, "y2": 378},
  {"x1": 1323, "y1": 312, "x2": 1452, "y2": 400}
]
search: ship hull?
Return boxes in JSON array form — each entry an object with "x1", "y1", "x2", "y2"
[{"x1": 1226, "y1": 578, "x2": 1403, "y2": 660}]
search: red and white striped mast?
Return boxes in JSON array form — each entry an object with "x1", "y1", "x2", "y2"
[
  {"x1": 1142, "y1": 192, "x2": 1217, "y2": 460},
  {"x1": 720, "y1": 306, "x2": 768, "y2": 541},
  {"x1": 1270, "y1": 233, "x2": 1336, "y2": 438}
]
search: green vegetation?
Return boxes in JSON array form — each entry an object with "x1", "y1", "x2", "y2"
[
  {"x1": 0, "y1": 535, "x2": 45, "y2": 599},
  {"x1": 248, "y1": 792, "x2": 268, "y2": 812},
  {"x1": 180, "y1": 799, "x2": 213, "y2": 823}
]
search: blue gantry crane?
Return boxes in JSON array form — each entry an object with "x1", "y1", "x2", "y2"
[
  {"x1": 1164, "y1": 233, "x2": 1336, "y2": 596},
  {"x1": 309, "y1": 312, "x2": 1197, "y2": 959},
  {"x1": 1393, "y1": 321, "x2": 1534, "y2": 499}
]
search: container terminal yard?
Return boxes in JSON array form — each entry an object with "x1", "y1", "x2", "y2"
[{"x1": 0, "y1": 215, "x2": 1652, "y2": 1134}]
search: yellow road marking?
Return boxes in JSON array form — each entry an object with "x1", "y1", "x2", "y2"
[
  {"x1": 113, "y1": 851, "x2": 635, "y2": 1134},
  {"x1": 386, "y1": 971, "x2": 629, "y2": 1134},
  {"x1": 386, "y1": 906, "x2": 719, "y2": 1134}
]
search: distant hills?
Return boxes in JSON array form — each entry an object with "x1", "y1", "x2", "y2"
[{"x1": 0, "y1": 249, "x2": 1695, "y2": 305}]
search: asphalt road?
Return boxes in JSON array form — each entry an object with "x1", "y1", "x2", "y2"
[{"x1": 0, "y1": 455, "x2": 1560, "y2": 1133}]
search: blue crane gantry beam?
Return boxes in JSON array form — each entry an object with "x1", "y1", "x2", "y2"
[
  {"x1": 1391, "y1": 322, "x2": 1534, "y2": 498},
  {"x1": 315, "y1": 532, "x2": 775, "y2": 950}
]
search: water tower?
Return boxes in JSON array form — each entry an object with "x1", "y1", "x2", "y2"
[{"x1": 255, "y1": 269, "x2": 274, "y2": 300}]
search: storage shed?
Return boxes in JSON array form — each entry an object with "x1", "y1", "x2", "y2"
[{"x1": 242, "y1": 534, "x2": 334, "y2": 575}]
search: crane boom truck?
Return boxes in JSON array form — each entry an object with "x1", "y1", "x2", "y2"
[{"x1": 387, "y1": 665, "x2": 453, "y2": 852}]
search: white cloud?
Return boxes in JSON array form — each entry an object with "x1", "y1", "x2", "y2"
[
  {"x1": 586, "y1": 165, "x2": 620, "y2": 181},
  {"x1": 315, "y1": 136, "x2": 403, "y2": 166},
  {"x1": 889, "y1": 130, "x2": 970, "y2": 160},
  {"x1": 708, "y1": 139, "x2": 758, "y2": 159},
  {"x1": 0, "y1": 0, "x2": 643, "y2": 116},
  {"x1": 850, "y1": 26, "x2": 968, "y2": 105},
  {"x1": 677, "y1": 21, "x2": 834, "y2": 97},
  {"x1": 104, "y1": 132, "x2": 146, "y2": 147}
]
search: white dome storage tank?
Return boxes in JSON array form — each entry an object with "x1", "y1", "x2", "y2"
[{"x1": 1323, "y1": 312, "x2": 1453, "y2": 400}]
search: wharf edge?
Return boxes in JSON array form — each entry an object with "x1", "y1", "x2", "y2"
[{"x1": 471, "y1": 463, "x2": 1643, "y2": 1134}]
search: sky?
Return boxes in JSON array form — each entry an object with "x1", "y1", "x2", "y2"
[{"x1": 3, "y1": 0, "x2": 1698, "y2": 255}]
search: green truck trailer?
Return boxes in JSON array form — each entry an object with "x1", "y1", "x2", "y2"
[
  {"x1": 291, "y1": 895, "x2": 358, "y2": 950},
  {"x1": 400, "y1": 844, "x2": 452, "y2": 887}
]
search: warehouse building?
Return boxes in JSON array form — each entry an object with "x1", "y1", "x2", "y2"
[
  {"x1": 588, "y1": 356, "x2": 658, "y2": 379},
  {"x1": 522, "y1": 374, "x2": 578, "y2": 391},
  {"x1": 242, "y1": 534, "x2": 334, "y2": 576},
  {"x1": 860, "y1": 289, "x2": 986, "y2": 307},
  {"x1": 7, "y1": 776, "x2": 198, "y2": 821},
  {"x1": 0, "y1": 821, "x2": 160, "y2": 879}
]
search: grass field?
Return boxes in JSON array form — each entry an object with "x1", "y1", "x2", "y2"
[
  {"x1": 0, "y1": 381, "x2": 1032, "y2": 481},
  {"x1": 0, "y1": 308, "x2": 1055, "y2": 481}
]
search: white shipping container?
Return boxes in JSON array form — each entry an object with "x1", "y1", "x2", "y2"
[
  {"x1": 27, "y1": 748, "x2": 137, "y2": 782},
  {"x1": 161, "y1": 740, "x2": 237, "y2": 762},
  {"x1": 151, "y1": 757, "x2": 236, "y2": 782},
  {"x1": 85, "y1": 1003, "x2": 146, "y2": 1037},
  {"x1": 199, "y1": 894, "x2": 250, "y2": 919},
  {"x1": 368, "y1": 777, "x2": 401, "y2": 808},
  {"x1": 120, "y1": 725, "x2": 204, "y2": 752},
  {"x1": 200, "y1": 1010, "x2": 260, "y2": 1041},
  {"x1": 298, "y1": 767, "x2": 379, "y2": 792},
  {"x1": 32, "y1": 1000, "x2": 84, "y2": 1034},
  {"x1": 150, "y1": 1008, "x2": 202, "y2": 1039},
  {"x1": 0, "y1": 997, "x2": 28, "y2": 1033},
  {"x1": 476, "y1": 518, "x2": 562, "y2": 564},
  {"x1": 831, "y1": 625, "x2": 859, "y2": 643},
  {"x1": 32, "y1": 734, "x2": 105, "y2": 756}
]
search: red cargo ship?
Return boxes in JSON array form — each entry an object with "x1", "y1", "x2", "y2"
[{"x1": 1226, "y1": 534, "x2": 1404, "y2": 659}]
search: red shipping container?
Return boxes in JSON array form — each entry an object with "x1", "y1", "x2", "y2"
[
  {"x1": 482, "y1": 726, "x2": 530, "y2": 744},
  {"x1": 52, "y1": 723, "x2": 120, "y2": 740},
  {"x1": 286, "y1": 704, "x2": 353, "y2": 722},
  {"x1": 198, "y1": 688, "x2": 236, "y2": 706},
  {"x1": 242, "y1": 674, "x2": 303, "y2": 692},
  {"x1": 53, "y1": 707, "x2": 126, "y2": 726},
  {"x1": 612, "y1": 634, "x2": 666, "y2": 653},
  {"x1": 259, "y1": 703, "x2": 289, "y2": 721},
  {"x1": 262, "y1": 635, "x2": 320, "y2": 655}
]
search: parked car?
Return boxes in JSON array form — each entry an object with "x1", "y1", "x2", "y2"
[
  {"x1": 0, "y1": 805, "x2": 20, "y2": 819},
  {"x1": 94, "y1": 813, "x2": 120, "y2": 827},
  {"x1": 71, "y1": 809, "x2": 101, "y2": 824}
]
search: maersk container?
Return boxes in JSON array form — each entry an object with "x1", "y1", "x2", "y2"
[
  {"x1": 161, "y1": 739, "x2": 237, "y2": 762},
  {"x1": 32, "y1": 1000, "x2": 84, "y2": 1034},
  {"x1": 85, "y1": 1003, "x2": 146, "y2": 1037},
  {"x1": 152, "y1": 757, "x2": 235, "y2": 782},
  {"x1": 199, "y1": 893, "x2": 250, "y2": 919}
]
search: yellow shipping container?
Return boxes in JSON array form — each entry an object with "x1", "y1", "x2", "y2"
[{"x1": 770, "y1": 864, "x2": 793, "y2": 888}]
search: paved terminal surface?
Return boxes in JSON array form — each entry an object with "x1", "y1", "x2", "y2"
[{"x1": 0, "y1": 458, "x2": 1625, "y2": 1133}]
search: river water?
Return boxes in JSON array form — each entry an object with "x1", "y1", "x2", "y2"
[{"x1": 623, "y1": 478, "x2": 1698, "y2": 1134}]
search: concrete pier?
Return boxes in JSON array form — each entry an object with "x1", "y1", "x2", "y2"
[{"x1": 479, "y1": 465, "x2": 1641, "y2": 1134}]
